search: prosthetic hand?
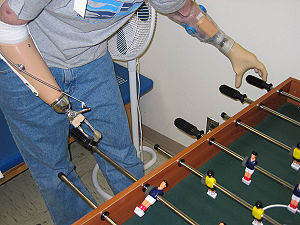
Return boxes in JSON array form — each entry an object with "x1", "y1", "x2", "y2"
[
  {"x1": 226, "y1": 43, "x2": 267, "y2": 88},
  {"x1": 50, "y1": 94, "x2": 102, "y2": 144},
  {"x1": 168, "y1": 0, "x2": 267, "y2": 87}
]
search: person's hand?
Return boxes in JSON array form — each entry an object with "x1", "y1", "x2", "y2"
[{"x1": 226, "y1": 42, "x2": 268, "y2": 88}]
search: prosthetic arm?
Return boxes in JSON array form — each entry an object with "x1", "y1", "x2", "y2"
[
  {"x1": 0, "y1": 1, "x2": 101, "y2": 143},
  {"x1": 0, "y1": 0, "x2": 60, "y2": 104},
  {"x1": 168, "y1": 0, "x2": 267, "y2": 88}
]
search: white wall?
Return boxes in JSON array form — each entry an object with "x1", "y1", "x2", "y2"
[{"x1": 139, "y1": 0, "x2": 300, "y2": 147}]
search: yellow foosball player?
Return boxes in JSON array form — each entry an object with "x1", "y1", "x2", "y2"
[
  {"x1": 204, "y1": 170, "x2": 217, "y2": 199},
  {"x1": 291, "y1": 142, "x2": 300, "y2": 171},
  {"x1": 252, "y1": 201, "x2": 264, "y2": 225}
]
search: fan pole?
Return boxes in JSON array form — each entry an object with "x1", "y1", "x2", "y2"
[{"x1": 128, "y1": 59, "x2": 141, "y2": 158}]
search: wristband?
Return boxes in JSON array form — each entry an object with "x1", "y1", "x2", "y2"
[{"x1": 50, "y1": 94, "x2": 70, "y2": 113}]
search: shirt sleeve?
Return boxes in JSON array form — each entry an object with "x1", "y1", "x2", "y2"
[
  {"x1": 149, "y1": 0, "x2": 186, "y2": 14},
  {"x1": 8, "y1": 0, "x2": 51, "y2": 20}
]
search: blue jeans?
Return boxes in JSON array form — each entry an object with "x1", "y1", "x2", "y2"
[{"x1": 0, "y1": 52, "x2": 143, "y2": 225}]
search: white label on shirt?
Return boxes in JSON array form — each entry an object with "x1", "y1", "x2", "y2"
[{"x1": 74, "y1": 0, "x2": 88, "y2": 18}]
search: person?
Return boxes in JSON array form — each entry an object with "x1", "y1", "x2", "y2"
[
  {"x1": 252, "y1": 200, "x2": 264, "y2": 225},
  {"x1": 0, "y1": 0, "x2": 267, "y2": 224},
  {"x1": 288, "y1": 182, "x2": 300, "y2": 213},
  {"x1": 134, "y1": 180, "x2": 168, "y2": 217},
  {"x1": 242, "y1": 151, "x2": 258, "y2": 185},
  {"x1": 205, "y1": 170, "x2": 217, "y2": 199},
  {"x1": 291, "y1": 142, "x2": 300, "y2": 171}
]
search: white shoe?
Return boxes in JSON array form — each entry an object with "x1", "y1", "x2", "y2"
[
  {"x1": 252, "y1": 220, "x2": 263, "y2": 225},
  {"x1": 242, "y1": 177, "x2": 251, "y2": 185},
  {"x1": 287, "y1": 204, "x2": 297, "y2": 214},
  {"x1": 207, "y1": 190, "x2": 217, "y2": 199},
  {"x1": 134, "y1": 207, "x2": 145, "y2": 217},
  {"x1": 291, "y1": 162, "x2": 300, "y2": 171}
]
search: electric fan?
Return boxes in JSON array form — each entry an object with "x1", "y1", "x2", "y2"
[{"x1": 92, "y1": 1, "x2": 157, "y2": 200}]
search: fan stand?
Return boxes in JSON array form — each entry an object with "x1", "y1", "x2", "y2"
[{"x1": 128, "y1": 60, "x2": 157, "y2": 169}]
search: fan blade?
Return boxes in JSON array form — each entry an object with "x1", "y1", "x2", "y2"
[{"x1": 117, "y1": 29, "x2": 128, "y2": 55}]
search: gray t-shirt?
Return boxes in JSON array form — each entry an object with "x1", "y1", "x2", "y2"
[{"x1": 9, "y1": 0, "x2": 185, "y2": 69}]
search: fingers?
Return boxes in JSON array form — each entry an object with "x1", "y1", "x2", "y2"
[
  {"x1": 235, "y1": 72, "x2": 243, "y2": 88},
  {"x1": 235, "y1": 60, "x2": 267, "y2": 88},
  {"x1": 256, "y1": 63, "x2": 268, "y2": 82}
]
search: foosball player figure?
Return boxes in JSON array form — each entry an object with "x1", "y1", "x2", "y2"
[
  {"x1": 242, "y1": 151, "x2": 258, "y2": 185},
  {"x1": 288, "y1": 182, "x2": 300, "y2": 213},
  {"x1": 252, "y1": 200, "x2": 264, "y2": 225},
  {"x1": 203, "y1": 170, "x2": 217, "y2": 199},
  {"x1": 290, "y1": 142, "x2": 300, "y2": 171},
  {"x1": 134, "y1": 180, "x2": 168, "y2": 217},
  {"x1": 219, "y1": 222, "x2": 226, "y2": 225}
]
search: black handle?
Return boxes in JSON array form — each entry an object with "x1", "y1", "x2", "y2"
[
  {"x1": 70, "y1": 127, "x2": 97, "y2": 151},
  {"x1": 174, "y1": 118, "x2": 204, "y2": 140},
  {"x1": 221, "y1": 112, "x2": 231, "y2": 120},
  {"x1": 246, "y1": 75, "x2": 273, "y2": 91},
  {"x1": 219, "y1": 85, "x2": 247, "y2": 103}
]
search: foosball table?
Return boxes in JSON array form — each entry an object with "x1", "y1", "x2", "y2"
[{"x1": 74, "y1": 77, "x2": 300, "y2": 225}]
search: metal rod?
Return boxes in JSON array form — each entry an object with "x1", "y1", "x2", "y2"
[
  {"x1": 58, "y1": 172, "x2": 97, "y2": 209},
  {"x1": 180, "y1": 162, "x2": 205, "y2": 178},
  {"x1": 154, "y1": 144, "x2": 174, "y2": 158},
  {"x1": 58, "y1": 175, "x2": 119, "y2": 224},
  {"x1": 235, "y1": 120, "x2": 291, "y2": 152},
  {"x1": 101, "y1": 212, "x2": 119, "y2": 225},
  {"x1": 210, "y1": 139, "x2": 244, "y2": 161},
  {"x1": 244, "y1": 97, "x2": 254, "y2": 104},
  {"x1": 215, "y1": 184, "x2": 281, "y2": 225},
  {"x1": 91, "y1": 146, "x2": 138, "y2": 182},
  {"x1": 157, "y1": 196, "x2": 200, "y2": 225},
  {"x1": 244, "y1": 96, "x2": 300, "y2": 128},
  {"x1": 154, "y1": 145, "x2": 282, "y2": 225},
  {"x1": 278, "y1": 90, "x2": 300, "y2": 103},
  {"x1": 259, "y1": 104, "x2": 300, "y2": 127},
  {"x1": 254, "y1": 166, "x2": 294, "y2": 190},
  {"x1": 92, "y1": 145, "x2": 198, "y2": 225},
  {"x1": 215, "y1": 183, "x2": 253, "y2": 210},
  {"x1": 209, "y1": 139, "x2": 294, "y2": 190}
]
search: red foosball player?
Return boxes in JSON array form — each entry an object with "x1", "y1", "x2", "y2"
[
  {"x1": 205, "y1": 170, "x2": 217, "y2": 199},
  {"x1": 134, "y1": 180, "x2": 168, "y2": 217},
  {"x1": 288, "y1": 182, "x2": 300, "y2": 213},
  {"x1": 242, "y1": 151, "x2": 258, "y2": 185},
  {"x1": 252, "y1": 200, "x2": 264, "y2": 225},
  {"x1": 290, "y1": 143, "x2": 300, "y2": 171}
]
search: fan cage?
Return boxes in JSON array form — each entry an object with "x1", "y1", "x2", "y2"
[{"x1": 108, "y1": 2, "x2": 156, "y2": 61}]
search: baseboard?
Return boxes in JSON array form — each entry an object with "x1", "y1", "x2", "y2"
[{"x1": 142, "y1": 125, "x2": 186, "y2": 155}]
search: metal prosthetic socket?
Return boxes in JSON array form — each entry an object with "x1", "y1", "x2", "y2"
[{"x1": 168, "y1": 1, "x2": 234, "y2": 55}]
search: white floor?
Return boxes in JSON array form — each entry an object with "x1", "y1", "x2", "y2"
[{"x1": 0, "y1": 141, "x2": 168, "y2": 225}]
